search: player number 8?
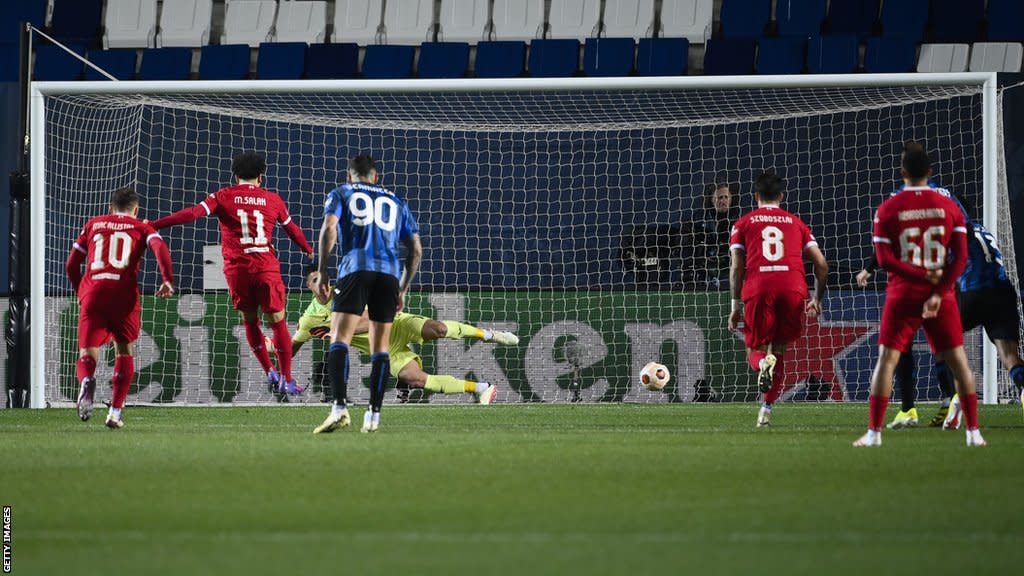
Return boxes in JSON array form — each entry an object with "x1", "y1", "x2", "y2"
[
  {"x1": 761, "y1": 226, "x2": 785, "y2": 262},
  {"x1": 349, "y1": 192, "x2": 398, "y2": 231}
]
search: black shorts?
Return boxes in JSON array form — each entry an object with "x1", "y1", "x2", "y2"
[
  {"x1": 958, "y1": 283, "x2": 1021, "y2": 343},
  {"x1": 333, "y1": 271, "x2": 400, "y2": 323}
]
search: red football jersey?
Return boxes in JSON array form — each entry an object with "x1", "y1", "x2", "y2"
[
  {"x1": 72, "y1": 214, "x2": 161, "y2": 304},
  {"x1": 872, "y1": 186, "x2": 968, "y2": 301},
  {"x1": 201, "y1": 183, "x2": 294, "y2": 274},
  {"x1": 729, "y1": 205, "x2": 817, "y2": 300}
]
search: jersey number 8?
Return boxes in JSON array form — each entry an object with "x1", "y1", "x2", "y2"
[
  {"x1": 761, "y1": 226, "x2": 785, "y2": 262},
  {"x1": 349, "y1": 192, "x2": 397, "y2": 231}
]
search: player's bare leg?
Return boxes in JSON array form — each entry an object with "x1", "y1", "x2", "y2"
[
  {"x1": 400, "y1": 363, "x2": 496, "y2": 405},
  {"x1": 425, "y1": 319, "x2": 519, "y2": 346},
  {"x1": 314, "y1": 311, "x2": 361, "y2": 434},
  {"x1": 265, "y1": 309, "x2": 302, "y2": 395},
  {"x1": 241, "y1": 309, "x2": 279, "y2": 392},
  {"x1": 854, "y1": 346, "x2": 902, "y2": 446},
  {"x1": 937, "y1": 346, "x2": 986, "y2": 446},
  {"x1": 105, "y1": 341, "x2": 135, "y2": 429},
  {"x1": 76, "y1": 347, "x2": 101, "y2": 421}
]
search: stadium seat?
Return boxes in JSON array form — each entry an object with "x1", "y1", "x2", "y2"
[
  {"x1": 929, "y1": 0, "x2": 983, "y2": 44},
  {"x1": 275, "y1": 1, "x2": 328, "y2": 44},
  {"x1": 988, "y1": 0, "x2": 1024, "y2": 42},
  {"x1": 222, "y1": 0, "x2": 277, "y2": 47},
  {"x1": 33, "y1": 43, "x2": 85, "y2": 81},
  {"x1": 0, "y1": 0, "x2": 46, "y2": 45},
  {"x1": 878, "y1": 0, "x2": 928, "y2": 43},
  {"x1": 361, "y1": 44, "x2": 414, "y2": 78},
  {"x1": 863, "y1": 37, "x2": 916, "y2": 73},
  {"x1": 719, "y1": 0, "x2": 770, "y2": 40},
  {"x1": 157, "y1": 0, "x2": 214, "y2": 47},
  {"x1": 474, "y1": 40, "x2": 527, "y2": 77},
  {"x1": 968, "y1": 43, "x2": 1023, "y2": 73},
  {"x1": 916, "y1": 43, "x2": 969, "y2": 72},
  {"x1": 548, "y1": 0, "x2": 602, "y2": 40},
  {"x1": 775, "y1": 0, "x2": 826, "y2": 38},
  {"x1": 305, "y1": 43, "x2": 359, "y2": 78},
  {"x1": 418, "y1": 42, "x2": 470, "y2": 78},
  {"x1": 703, "y1": 38, "x2": 756, "y2": 75},
  {"x1": 583, "y1": 37, "x2": 635, "y2": 77},
  {"x1": 84, "y1": 48, "x2": 137, "y2": 80},
  {"x1": 104, "y1": 0, "x2": 158, "y2": 48},
  {"x1": 637, "y1": 37, "x2": 688, "y2": 76},
  {"x1": 659, "y1": 0, "x2": 713, "y2": 44},
  {"x1": 491, "y1": 0, "x2": 546, "y2": 41},
  {"x1": 51, "y1": 0, "x2": 104, "y2": 47},
  {"x1": 602, "y1": 0, "x2": 655, "y2": 40},
  {"x1": 806, "y1": 35, "x2": 858, "y2": 74},
  {"x1": 382, "y1": 0, "x2": 435, "y2": 44},
  {"x1": 257, "y1": 42, "x2": 307, "y2": 79},
  {"x1": 757, "y1": 37, "x2": 806, "y2": 74},
  {"x1": 198, "y1": 44, "x2": 251, "y2": 80},
  {"x1": 139, "y1": 47, "x2": 193, "y2": 80},
  {"x1": 528, "y1": 39, "x2": 580, "y2": 77},
  {"x1": 438, "y1": 0, "x2": 490, "y2": 42},
  {"x1": 824, "y1": 0, "x2": 879, "y2": 38},
  {"x1": 333, "y1": 0, "x2": 384, "y2": 44}
]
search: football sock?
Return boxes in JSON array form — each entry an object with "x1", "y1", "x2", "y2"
[
  {"x1": 243, "y1": 319, "x2": 274, "y2": 374},
  {"x1": 330, "y1": 403, "x2": 347, "y2": 418},
  {"x1": 443, "y1": 320, "x2": 485, "y2": 340},
  {"x1": 961, "y1": 392, "x2": 980, "y2": 430},
  {"x1": 328, "y1": 342, "x2": 350, "y2": 409},
  {"x1": 763, "y1": 355, "x2": 785, "y2": 405},
  {"x1": 748, "y1": 350, "x2": 767, "y2": 372},
  {"x1": 895, "y1": 353, "x2": 916, "y2": 412},
  {"x1": 111, "y1": 355, "x2": 134, "y2": 409},
  {"x1": 424, "y1": 374, "x2": 471, "y2": 394},
  {"x1": 935, "y1": 361, "x2": 955, "y2": 403},
  {"x1": 369, "y1": 352, "x2": 390, "y2": 413},
  {"x1": 76, "y1": 355, "x2": 97, "y2": 383},
  {"x1": 269, "y1": 320, "x2": 293, "y2": 381},
  {"x1": 109, "y1": 407, "x2": 122, "y2": 420},
  {"x1": 868, "y1": 394, "x2": 889, "y2": 432},
  {"x1": 1010, "y1": 365, "x2": 1024, "y2": 392}
]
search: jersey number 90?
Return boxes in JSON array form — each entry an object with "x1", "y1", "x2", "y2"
[{"x1": 349, "y1": 192, "x2": 397, "y2": 231}]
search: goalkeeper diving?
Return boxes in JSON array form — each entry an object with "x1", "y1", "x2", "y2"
[{"x1": 282, "y1": 264, "x2": 520, "y2": 403}]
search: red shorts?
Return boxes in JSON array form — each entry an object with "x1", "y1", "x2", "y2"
[
  {"x1": 226, "y1": 270, "x2": 286, "y2": 313},
  {"x1": 744, "y1": 291, "x2": 806, "y2": 349},
  {"x1": 78, "y1": 293, "x2": 141, "y2": 348},
  {"x1": 879, "y1": 292, "x2": 964, "y2": 353}
]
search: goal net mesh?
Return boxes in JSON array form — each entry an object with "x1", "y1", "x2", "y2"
[{"x1": 38, "y1": 82, "x2": 1020, "y2": 406}]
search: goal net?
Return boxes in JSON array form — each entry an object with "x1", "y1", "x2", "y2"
[{"x1": 31, "y1": 76, "x2": 1018, "y2": 407}]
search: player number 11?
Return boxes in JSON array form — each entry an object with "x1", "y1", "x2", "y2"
[{"x1": 237, "y1": 209, "x2": 268, "y2": 245}]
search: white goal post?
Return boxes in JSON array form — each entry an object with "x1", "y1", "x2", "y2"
[{"x1": 29, "y1": 73, "x2": 1011, "y2": 408}]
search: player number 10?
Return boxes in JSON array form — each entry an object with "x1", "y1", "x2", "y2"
[
  {"x1": 90, "y1": 231, "x2": 132, "y2": 270},
  {"x1": 237, "y1": 209, "x2": 268, "y2": 245},
  {"x1": 349, "y1": 192, "x2": 397, "y2": 231},
  {"x1": 899, "y1": 225, "x2": 946, "y2": 268}
]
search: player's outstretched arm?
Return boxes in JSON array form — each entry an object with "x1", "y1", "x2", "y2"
[
  {"x1": 147, "y1": 235, "x2": 176, "y2": 298},
  {"x1": 727, "y1": 249, "x2": 745, "y2": 331},
  {"x1": 64, "y1": 245, "x2": 86, "y2": 293},
  {"x1": 280, "y1": 213, "x2": 314, "y2": 256},
  {"x1": 806, "y1": 245, "x2": 828, "y2": 317},
  {"x1": 150, "y1": 196, "x2": 217, "y2": 230}
]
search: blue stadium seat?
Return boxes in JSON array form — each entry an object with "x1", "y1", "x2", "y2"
[
  {"x1": 528, "y1": 39, "x2": 580, "y2": 77},
  {"x1": 825, "y1": 0, "x2": 879, "y2": 38},
  {"x1": 806, "y1": 35, "x2": 858, "y2": 74},
  {"x1": 139, "y1": 47, "x2": 192, "y2": 80},
  {"x1": 988, "y1": 0, "x2": 1024, "y2": 42},
  {"x1": 720, "y1": 0, "x2": 770, "y2": 39},
  {"x1": 637, "y1": 37, "x2": 688, "y2": 76},
  {"x1": 305, "y1": 43, "x2": 358, "y2": 79},
  {"x1": 863, "y1": 37, "x2": 916, "y2": 73},
  {"x1": 929, "y1": 0, "x2": 983, "y2": 44},
  {"x1": 257, "y1": 42, "x2": 307, "y2": 80},
  {"x1": 199, "y1": 44, "x2": 250, "y2": 80},
  {"x1": 418, "y1": 42, "x2": 470, "y2": 79},
  {"x1": 51, "y1": 0, "x2": 104, "y2": 47},
  {"x1": 775, "y1": 0, "x2": 826, "y2": 38},
  {"x1": 1, "y1": 0, "x2": 47, "y2": 45},
  {"x1": 474, "y1": 41, "x2": 526, "y2": 78},
  {"x1": 879, "y1": 0, "x2": 928, "y2": 43},
  {"x1": 703, "y1": 38, "x2": 756, "y2": 75},
  {"x1": 756, "y1": 37, "x2": 805, "y2": 74},
  {"x1": 362, "y1": 45, "x2": 415, "y2": 79},
  {"x1": 584, "y1": 38, "x2": 635, "y2": 77},
  {"x1": 84, "y1": 49, "x2": 137, "y2": 80},
  {"x1": 34, "y1": 43, "x2": 85, "y2": 81}
]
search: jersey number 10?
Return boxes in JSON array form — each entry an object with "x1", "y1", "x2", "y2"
[
  {"x1": 899, "y1": 225, "x2": 946, "y2": 269},
  {"x1": 90, "y1": 231, "x2": 132, "y2": 270}
]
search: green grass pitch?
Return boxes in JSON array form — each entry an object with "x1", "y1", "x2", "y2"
[{"x1": 3, "y1": 404, "x2": 1023, "y2": 575}]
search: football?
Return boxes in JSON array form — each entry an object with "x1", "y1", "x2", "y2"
[{"x1": 640, "y1": 362, "x2": 670, "y2": 391}]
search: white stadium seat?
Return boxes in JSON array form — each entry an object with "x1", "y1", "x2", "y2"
[
  {"x1": 548, "y1": 0, "x2": 601, "y2": 40},
  {"x1": 602, "y1": 0, "x2": 655, "y2": 39},
  {"x1": 491, "y1": 0, "x2": 546, "y2": 41},
  {"x1": 917, "y1": 43, "x2": 970, "y2": 72},
  {"x1": 156, "y1": 0, "x2": 213, "y2": 47},
  {"x1": 333, "y1": 0, "x2": 384, "y2": 44},
  {"x1": 659, "y1": 0, "x2": 713, "y2": 44},
  {"x1": 222, "y1": 0, "x2": 278, "y2": 47},
  {"x1": 382, "y1": 0, "x2": 435, "y2": 44},
  {"x1": 969, "y1": 42, "x2": 1023, "y2": 73},
  {"x1": 438, "y1": 0, "x2": 490, "y2": 43},
  {"x1": 274, "y1": 1, "x2": 328, "y2": 44},
  {"x1": 104, "y1": 0, "x2": 158, "y2": 48}
]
